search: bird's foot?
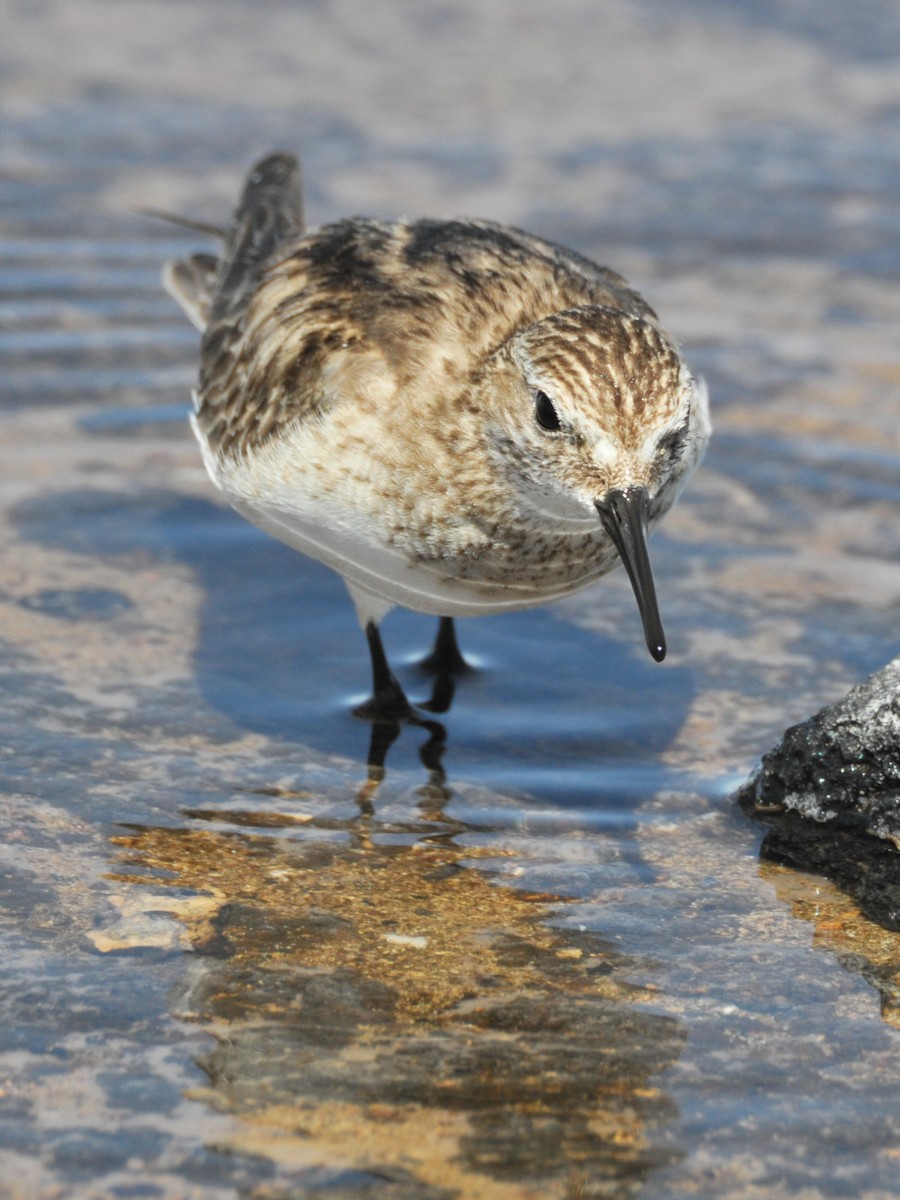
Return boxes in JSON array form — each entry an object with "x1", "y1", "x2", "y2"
[
  {"x1": 418, "y1": 617, "x2": 472, "y2": 678},
  {"x1": 356, "y1": 622, "x2": 417, "y2": 722},
  {"x1": 355, "y1": 690, "x2": 449, "y2": 799},
  {"x1": 417, "y1": 672, "x2": 457, "y2": 714},
  {"x1": 352, "y1": 676, "x2": 414, "y2": 723}
]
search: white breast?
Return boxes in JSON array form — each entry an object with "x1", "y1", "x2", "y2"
[{"x1": 192, "y1": 414, "x2": 603, "y2": 627}]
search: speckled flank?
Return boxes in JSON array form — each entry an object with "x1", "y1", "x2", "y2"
[{"x1": 165, "y1": 151, "x2": 709, "y2": 629}]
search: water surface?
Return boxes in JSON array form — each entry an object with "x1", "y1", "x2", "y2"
[{"x1": 1, "y1": 2, "x2": 900, "y2": 1197}]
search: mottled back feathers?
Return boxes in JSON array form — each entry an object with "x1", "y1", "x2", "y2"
[{"x1": 165, "y1": 152, "x2": 661, "y2": 460}]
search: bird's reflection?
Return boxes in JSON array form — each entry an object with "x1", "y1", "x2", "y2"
[
  {"x1": 356, "y1": 676, "x2": 452, "y2": 811},
  {"x1": 358, "y1": 713, "x2": 449, "y2": 815},
  {"x1": 109, "y1": 792, "x2": 686, "y2": 1195},
  {"x1": 353, "y1": 625, "x2": 475, "y2": 805}
]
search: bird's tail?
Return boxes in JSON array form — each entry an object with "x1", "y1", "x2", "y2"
[{"x1": 159, "y1": 152, "x2": 304, "y2": 331}]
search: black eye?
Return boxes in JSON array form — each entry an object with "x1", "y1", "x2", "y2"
[
  {"x1": 534, "y1": 390, "x2": 561, "y2": 431},
  {"x1": 657, "y1": 422, "x2": 689, "y2": 459}
]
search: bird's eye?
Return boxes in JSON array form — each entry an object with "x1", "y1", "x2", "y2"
[
  {"x1": 534, "y1": 390, "x2": 561, "y2": 432},
  {"x1": 657, "y1": 423, "x2": 689, "y2": 459}
]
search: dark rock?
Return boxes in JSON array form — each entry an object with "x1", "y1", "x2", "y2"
[
  {"x1": 738, "y1": 657, "x2": 900, "y2": 929},
  {"x1": 739, "y1": 657, "x2": 900, "y2": 837}
]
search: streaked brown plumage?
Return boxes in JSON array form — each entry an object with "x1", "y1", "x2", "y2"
[{"x1": 164, "y1": 152, "x2": 710, "y2": 717}]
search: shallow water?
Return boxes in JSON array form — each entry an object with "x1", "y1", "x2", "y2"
[{"x1": 2, "y1": 1, "x2": 900, "y2": 1197}]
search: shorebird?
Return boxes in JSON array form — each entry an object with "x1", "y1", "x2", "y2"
[{"x1": 163, "y1": 152, "x2": 709, "y2": 719}]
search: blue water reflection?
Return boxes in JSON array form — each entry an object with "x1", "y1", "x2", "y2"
[{"x1": 13, "y1": 484, "x2": 696, "y2": 816}]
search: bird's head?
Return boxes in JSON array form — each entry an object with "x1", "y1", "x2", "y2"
[{"x1": 480, "y1": 305, "x2": 710, "y2": 661}]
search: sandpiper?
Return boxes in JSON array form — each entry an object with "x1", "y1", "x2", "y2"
[{"x1": 163, "y1": 152, "x2": 710, "y2": 718}]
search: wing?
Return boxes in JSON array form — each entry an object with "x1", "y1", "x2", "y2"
[
  {"x1": 162, "y1": 253, "x2": 219, "y2": 330},
  {"x1": 161, "y1": 152, "x2": 303, "y2": 330},
  {"x1": 186, "y1": 160, "x2": 658, "y2": 461},
  {"x1": 210, "y1": 152, "x2": 304, "y2": 323}
]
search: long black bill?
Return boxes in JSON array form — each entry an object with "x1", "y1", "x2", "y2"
[{"x1": 595, "y1": 487, "x2": 666, "y2": 663}]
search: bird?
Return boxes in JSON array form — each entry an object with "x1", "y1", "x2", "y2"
[{"x1": 162, "y1": 151, "x2": 710, "y2": 720}]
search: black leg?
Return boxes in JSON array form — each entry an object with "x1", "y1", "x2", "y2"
[
  {"x1": 364, "y1": 716, "x2": 403, "y2": 775},
  {"x1": 419, "y1": 617, "x2": 470, "y2": 677},
  {"x1": 417, "y1": 717, "x2": 448, "y2": 780},
  {"x1": 420, "y1": 672, "x2": 456, "y2": 715},
  {"x1": 358, "y1": 709, "x2": 448, "y2": 812},
  {"x1": 353, "y1": 622, "x2": 412, "y2": 722}
]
